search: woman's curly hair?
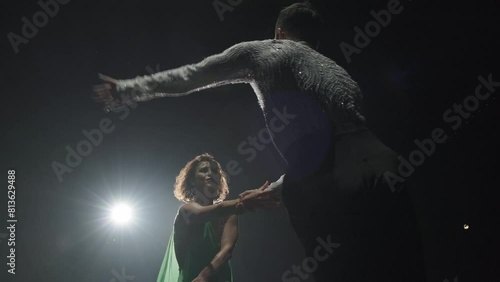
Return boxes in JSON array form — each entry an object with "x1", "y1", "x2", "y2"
[{"x1": 173, "y1": 153, "x2": 229, "y2": 203}]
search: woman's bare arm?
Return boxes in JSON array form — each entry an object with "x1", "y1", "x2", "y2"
[
  {"x1": 178, "y1": 200, "x2": 244, "y2": 225},
  {"x1": 176, "y1": 181, "x2": 269, "y2": 225},
  {"x1": 194, "y1": 215, "x2": 239, "y2": 281}
]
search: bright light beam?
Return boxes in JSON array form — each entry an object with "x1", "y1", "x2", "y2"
[{"x1": 110, "y1": 203, "x2": 133, "y2": 225}]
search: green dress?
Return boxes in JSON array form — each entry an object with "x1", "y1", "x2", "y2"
[{"x1": 156, "y1": 221, "x2": 233, "y2": 282}]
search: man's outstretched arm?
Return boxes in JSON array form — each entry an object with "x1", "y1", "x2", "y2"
[{"x1": 95, "y1": 41, "x2": 258, "y2": 106}]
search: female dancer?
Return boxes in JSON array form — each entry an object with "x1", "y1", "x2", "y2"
[{"x1": 157, "y1": 153, "x2": 277, "y2": 282}]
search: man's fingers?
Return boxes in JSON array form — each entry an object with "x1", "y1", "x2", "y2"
[
  {"x1": 240, "y1": 181, "x2": 270, "y2": 199},
  {"x1": 98, "y1": 73, "x2": 119, "y2": 84},
  {"x1": 91, "y1": 89, "x2": 111, "y2": 99},
  {"x1": 91, "y1": 92, "x2": 114, "y2": 103},
  {"x1": 92, "y1": 84, "x2": 111, "y2": 93},
  {"x1": 92, "y1": 83, "x2": 118, "y2": 104},
  {"x1": 239, "y1": 192, "x2": 252, "y2": 200},
  {"x1": 259, "y1": 181, "x2": 269, "y2": 191},
  {"x1": 239, "y1": 190, "x2": 253, "y2": 198},
  {"x1": 93, "y1": 83, "x2": 112, "y2": 91}
]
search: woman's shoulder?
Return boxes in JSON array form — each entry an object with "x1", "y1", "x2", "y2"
[{"x1": 174, "y1": 203, "x2": 192, "y2": 226}]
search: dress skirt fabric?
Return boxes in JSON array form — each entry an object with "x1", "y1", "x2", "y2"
[{"x1": 157, "y1": 222, "x2": 232, "y2": 282}]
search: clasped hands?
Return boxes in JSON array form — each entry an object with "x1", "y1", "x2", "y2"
[{"x1": 238, "y1": 181, "x2": 282, "y2": 212}]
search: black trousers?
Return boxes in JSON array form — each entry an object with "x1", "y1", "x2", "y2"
[{"x1": 282, "y1": 128, "x2": 426, "y2": 282}]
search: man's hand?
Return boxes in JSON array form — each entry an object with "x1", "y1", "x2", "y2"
[
  {"x1": 239, "y1": 181, "x2": 282, "y2": 210},
  {"x1": 98, "y1": 73, "x2": 119, "y2": 85},
  {"x1": 92, "y1": 74, "x2": 129, "y2": 112}
]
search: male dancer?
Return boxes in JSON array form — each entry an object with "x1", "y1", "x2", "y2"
[{"x1": 94, "y1": 3, "x2": 426, "y2": 281}]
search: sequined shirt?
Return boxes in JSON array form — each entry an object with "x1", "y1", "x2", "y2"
[{"x1": 117, "y1": 39, "x2": 367, "y2": 168}]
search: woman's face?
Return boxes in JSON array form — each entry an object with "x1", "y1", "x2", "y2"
[{"x1": 193, "y1": 161, "x2": 221, "y2": 201}]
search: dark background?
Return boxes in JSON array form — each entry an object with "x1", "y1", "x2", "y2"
[{"x1": 1, "y1": 0, "x2": 499, "y2": 281}]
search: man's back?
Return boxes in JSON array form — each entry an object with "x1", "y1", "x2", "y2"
[
  {"x1": 236, "y1": 39, "x2": 367, "y2": 172},
  {"x1": 243, "y1": 39, "x2": 426, "y2": 281},
  {"x1": 243, "y1": 39, "x2": 365, "y2": 127}
]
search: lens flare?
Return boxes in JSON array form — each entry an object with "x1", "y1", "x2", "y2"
[{"x1": 111, "y1": 203, "x2": 132, "y2": 225}]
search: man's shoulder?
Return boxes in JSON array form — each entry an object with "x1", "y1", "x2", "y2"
[
  {"x1": 228, "y1": 39, "x2": 278, "y2": 50},
  {"x1": 232, "y1": 39, "x2": 307, "y2": 48},
  {"x1": 216, "y1": 39, "x2": 280, "y2": 61},
  {"x1": 225, "y1": 39, "x2": 308, "y2": 60}
]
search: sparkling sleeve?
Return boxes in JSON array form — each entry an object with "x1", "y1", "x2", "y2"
[{"x1": 116, "y1": 42, "x2": 257, "y2": 102}]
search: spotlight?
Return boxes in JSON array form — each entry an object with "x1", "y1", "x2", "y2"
[
  {"x1": 463, "y1": 224, "x2": 469, "y2": 230},
  {"x1": 110, "y1": 203, "x2": 133, "y2": 225}
]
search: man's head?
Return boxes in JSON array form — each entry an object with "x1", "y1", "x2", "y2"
[{"x1": 274, "y1": 2, "x2": 323, "y2": 50}]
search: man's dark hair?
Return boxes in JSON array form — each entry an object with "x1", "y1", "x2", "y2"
[{"x1": 275, "y1": 2, "x2": 323, "y2": 48}]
